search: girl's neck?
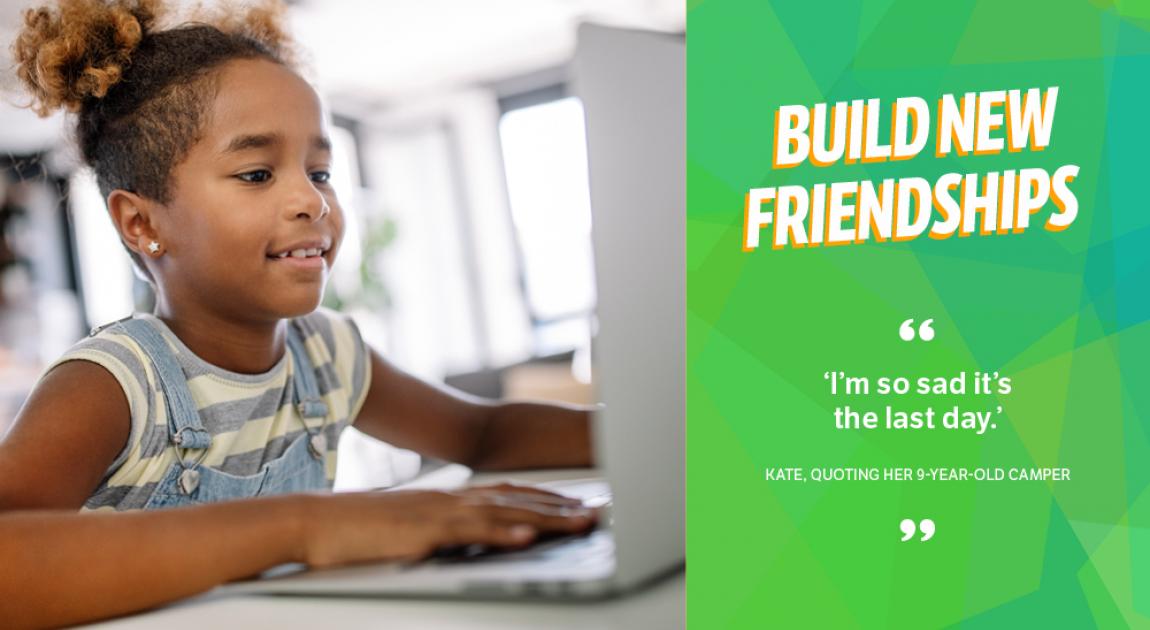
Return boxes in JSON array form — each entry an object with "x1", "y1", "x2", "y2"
[{"x1": 152, "y1": 301, "x2": 287, "y2": 375}]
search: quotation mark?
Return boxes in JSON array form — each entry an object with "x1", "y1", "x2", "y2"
[
  {"x1": 899, "y1": 319, "x2": 935, "y2": 342},
  {"x1": 899, "y1": 518, "x2": 936, "y2": 542}
]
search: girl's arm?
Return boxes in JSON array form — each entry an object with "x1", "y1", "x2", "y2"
[
  {"x1": 352, "y1": 347, "x2": 594, "y2": 471},
  {"x1": 2, "y1": 496, "x2": 302, "y2": 628},
  {"x1": 0, "y1": 360, "x2": 132, "y2": 510},
  {"x1": 0, "y1": 487, "x2": 595, "y2": 629}
]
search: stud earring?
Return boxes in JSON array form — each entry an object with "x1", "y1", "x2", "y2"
[{"x1": 148, "y1": 241, "x2": 161, "y2": 254}]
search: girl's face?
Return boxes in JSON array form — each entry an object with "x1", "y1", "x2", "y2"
[{"x1": 153, "y1": 58, "x2": 344, "y2": 322}]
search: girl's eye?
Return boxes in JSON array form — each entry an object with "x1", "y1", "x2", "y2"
[
  {"x1": 237, "y1": 170, "x2": 272, "y2": 184},
  {"x1": 310, "y1": 171, "x2": 331, "y2": 184}
]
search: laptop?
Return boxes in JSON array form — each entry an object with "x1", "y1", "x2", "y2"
[{"x1": 228, "y1": 23, "x2": 685, "y2": 599}]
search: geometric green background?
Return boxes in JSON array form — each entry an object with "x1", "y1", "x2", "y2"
[{"x1": 687, "y1": 1, "x2": 1150, "y2": 627}]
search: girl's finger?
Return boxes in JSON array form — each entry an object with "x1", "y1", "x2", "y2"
[
  {"x1": 473, "y1": 503, "x2": 598, "y2": 533},
  {"x1": 460, "y1": 493, "x2": 594, "y2": 518}
]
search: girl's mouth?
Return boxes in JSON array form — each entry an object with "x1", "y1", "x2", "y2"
[
  {"x1": 267, "y1": 247, "x2": 329, "y2": 270},
  {"x1": 268, "y1": 247, "x2": 327, "y2": 260}
]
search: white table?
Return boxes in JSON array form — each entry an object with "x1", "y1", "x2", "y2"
[
  {"x1": 85, "y1": 468, "x2": 685, "y2": 629},
  {"x1": 86, "y1": 572, "x2": 684, "y2": 629}
]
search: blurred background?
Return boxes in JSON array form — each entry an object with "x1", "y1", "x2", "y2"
[{"x1": 0, "y1": 0, "x2": 684, "y2": 487}]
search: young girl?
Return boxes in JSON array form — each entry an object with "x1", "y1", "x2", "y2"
[{"x1": 0, "y1": 0, "x2": 595, "y2": 625}]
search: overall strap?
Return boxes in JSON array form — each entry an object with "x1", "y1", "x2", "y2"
[
  {"x1": 115, "y1": 318, "x2": 213, "y2": 450},
  {"x1": 286, "y1": 320, "x2": 329, "y2": 420}
]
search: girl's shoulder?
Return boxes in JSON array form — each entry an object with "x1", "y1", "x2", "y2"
[
  {"x1": 48, "y1": 315, "x2": 180, "y2": 419},
  {"x1": 48, "y1": 316, "x2": 158, "y2": 408},
  {"x1": 32, "y1": 317, "x2": 160, "y2": 489}
]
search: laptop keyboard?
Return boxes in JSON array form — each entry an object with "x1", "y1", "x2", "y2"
[{"x1": 431, "y1": 529, "x2": 615, "y2": 567}]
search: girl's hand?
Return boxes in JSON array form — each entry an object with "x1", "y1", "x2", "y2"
[{"x1": 297, "y1": 483, "x2": 596, "y2": 568}]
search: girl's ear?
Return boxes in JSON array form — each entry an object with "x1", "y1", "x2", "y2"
[{"x1": 107, "y1": 190, "x2": 162, "y2": 256}]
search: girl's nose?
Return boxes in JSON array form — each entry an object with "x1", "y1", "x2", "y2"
[
  {"x1": 286, "y1": 176, "x2": 330, "y2": 222},
  {"x1": 295, "y1": 201, "x2": 330, "y2": 221}
]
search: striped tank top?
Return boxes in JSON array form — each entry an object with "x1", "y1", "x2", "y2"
[{"x1": 46, "y1": 308, "x2": 371, "y2": 512}]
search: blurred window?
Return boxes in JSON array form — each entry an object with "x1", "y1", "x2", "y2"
[
  {"x1": 71, "y1": 170, "x2": 134, "y2": 328},
  {"x1": 498, "y1": 94, "x2": 596, "y2": 356}
]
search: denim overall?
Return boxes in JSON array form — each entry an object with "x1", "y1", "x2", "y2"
[{"x1": 109, "y1": 317, "x2": 331, "y2": 509}]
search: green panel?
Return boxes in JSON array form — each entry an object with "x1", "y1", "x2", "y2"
[{"x1": 688, "y1": 1, "x2": 1150, "y2": 627}]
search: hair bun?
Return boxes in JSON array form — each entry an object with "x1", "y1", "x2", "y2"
[{"x1": 12, "y1": 0, "x2": 161, "y2": 116}]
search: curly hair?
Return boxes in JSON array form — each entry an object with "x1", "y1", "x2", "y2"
[{"x1": 10, "y1": 0, "x2": 298, "y2": 281}]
